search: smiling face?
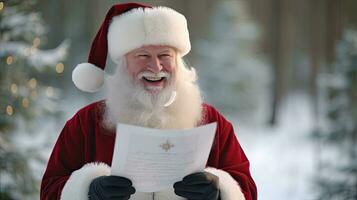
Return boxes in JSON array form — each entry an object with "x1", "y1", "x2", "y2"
[
  {"x1": 124, "y1": 45, "x2": 177, "y2": 93},
  {"x1": 105, "y1": 47, "x2": 203, "y2": 130}
]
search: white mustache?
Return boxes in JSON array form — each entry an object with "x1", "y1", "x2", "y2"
[{"x1": 137, "y1": 71, "x2": 170, "y2": 79}]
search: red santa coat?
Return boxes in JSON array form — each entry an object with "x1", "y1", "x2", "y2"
[{"x1": 40, "y1": 101, "x2": 257, "y2": 200}]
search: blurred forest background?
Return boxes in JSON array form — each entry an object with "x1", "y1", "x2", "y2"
[{"x1": 1, "y1": 0, "x2": 356, "y2": 199}]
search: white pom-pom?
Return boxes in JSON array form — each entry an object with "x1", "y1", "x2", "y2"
[{"x1": 72, "y1": 63, "x2": 104, "y2": 92}]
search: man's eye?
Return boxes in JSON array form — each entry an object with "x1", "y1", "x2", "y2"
[
  {"x1": 160, "y1": 54, "x2": 171, "y2": 58},
  {"x1": 138, "y1": 55, "x2": 149, "y2": 58}
]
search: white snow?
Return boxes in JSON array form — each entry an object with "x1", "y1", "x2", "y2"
[
  {"x1": 0, "y1": 40, "x2": 69, "y2": 69},
  {"x1": 230, "y1": 93, "x2": 317, "y2": 200}
]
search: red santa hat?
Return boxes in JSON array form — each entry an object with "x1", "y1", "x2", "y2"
[{"x1": 72, "y1": 3, "x2": 191, "y2": 92}]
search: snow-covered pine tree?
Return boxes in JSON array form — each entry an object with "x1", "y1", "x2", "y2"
[
  {"x1": 195, "y1": 0, "x2": 270, "y2": 125},
  {"x1": 314, "y1": 29, "x2": 357, "y2": 200},
  {"x1": 0, "y1": 0, "x2": 69, "y2": 199}
]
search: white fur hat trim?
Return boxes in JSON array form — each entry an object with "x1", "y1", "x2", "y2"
[{"x1": 108, "y1": 6, "x2": 191, "y2": 63}]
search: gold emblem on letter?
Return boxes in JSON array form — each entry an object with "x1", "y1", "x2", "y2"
[{"x1": 160, "y1": 140, "x2": 174, "y2": 152}]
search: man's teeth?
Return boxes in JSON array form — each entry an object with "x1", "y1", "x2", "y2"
[{"x1": 144, "y1": 76, "x2": 164, "y2": 81}]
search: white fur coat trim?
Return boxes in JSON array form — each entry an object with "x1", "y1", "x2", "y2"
[
  {"x1": 60, "y1": 162, "x2": 111, "y2": 200},
  {"x1": 60, "y1": 163, "x2": 245, "y2": 200},
  {"x1": 205, "y1": 167, "x2": 246, "y2": 200}
]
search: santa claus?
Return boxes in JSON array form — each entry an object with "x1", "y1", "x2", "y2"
[{"x1": 40, "y1": 3, "x2": 257, "y2": 200}]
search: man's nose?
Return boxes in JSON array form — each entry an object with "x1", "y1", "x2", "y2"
[{"x1": 147, "y1": 57, "x2": 163, "y2": 73}]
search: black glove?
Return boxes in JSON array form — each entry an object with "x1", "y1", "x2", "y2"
[
  {"x1": 173, "y1": 172, "x2": 220, "y2": 200},
  {"x1": 88, "y1": 175, "x2": 135, "y2": 200}
]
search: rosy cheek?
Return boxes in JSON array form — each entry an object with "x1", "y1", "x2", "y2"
[
  {"x1": 127, "y1": 61, "x2": 141, "y2": 75},
  {"x1": 165, "y1": 64, "x2": 175, "y2": 73}
]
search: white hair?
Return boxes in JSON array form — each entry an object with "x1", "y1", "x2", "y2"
[{"x1": 103, "y1": 55, "x2": 203, "y2": 130}]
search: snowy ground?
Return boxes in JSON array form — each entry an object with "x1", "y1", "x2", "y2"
[{"x1": 231, "y1": 93, "x2": 317, "y2": 200}]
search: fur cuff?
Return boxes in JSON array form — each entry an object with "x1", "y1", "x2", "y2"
[
  {"x1": 60, "y1": 162, "x2": 111, "y2": 200},
  {"x1": 205, "y1": 168, "x2": 245, "y2": 200}
]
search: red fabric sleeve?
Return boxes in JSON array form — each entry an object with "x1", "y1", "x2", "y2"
[
  {"x1": 205, "y1": 104, "x2": 257, "y2": 200},
  {"x1": 40, "y1": 114, "x2": 86, "y2": 200},
  {"x1": 219, "y1": 123, "x2": 257, "y2": 200}
]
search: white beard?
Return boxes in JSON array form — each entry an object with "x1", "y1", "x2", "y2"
[{"x1": 103, "y1": 58, "x2": 203, "y2": 130}]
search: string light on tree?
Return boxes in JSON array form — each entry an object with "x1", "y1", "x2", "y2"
[
  {"x1": 22, "y1": 98, "x2": 29, "y2": 108},
  {"x1": 6, "y1": 105, "x2": 13, "y2": 116},
  {"x1": 0, "y1": 2, "x2": 4, "y2": 11},
  {"x1": 28, "y1": 78, "x2": 37, "y2": 89},
  {"x1": 10, "y1": 83, "x2": 18, "y2": 94},
  {"x1": 56, "y1": 62, "x2": 64, "y2": 73},
  {"x1": 46, "y1": 86, "x2": 54, "y2": 97},
  {"x1": 6, "y1": 56, "x2": 13, "y2": 65}
]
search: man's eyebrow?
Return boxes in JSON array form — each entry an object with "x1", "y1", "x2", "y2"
[
  {"x1": 134, "y1": 49, "x2": 149, "y2": 54},
  {"x1": 160, "y1": 49, "x2": 174, "y2": 53}
]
